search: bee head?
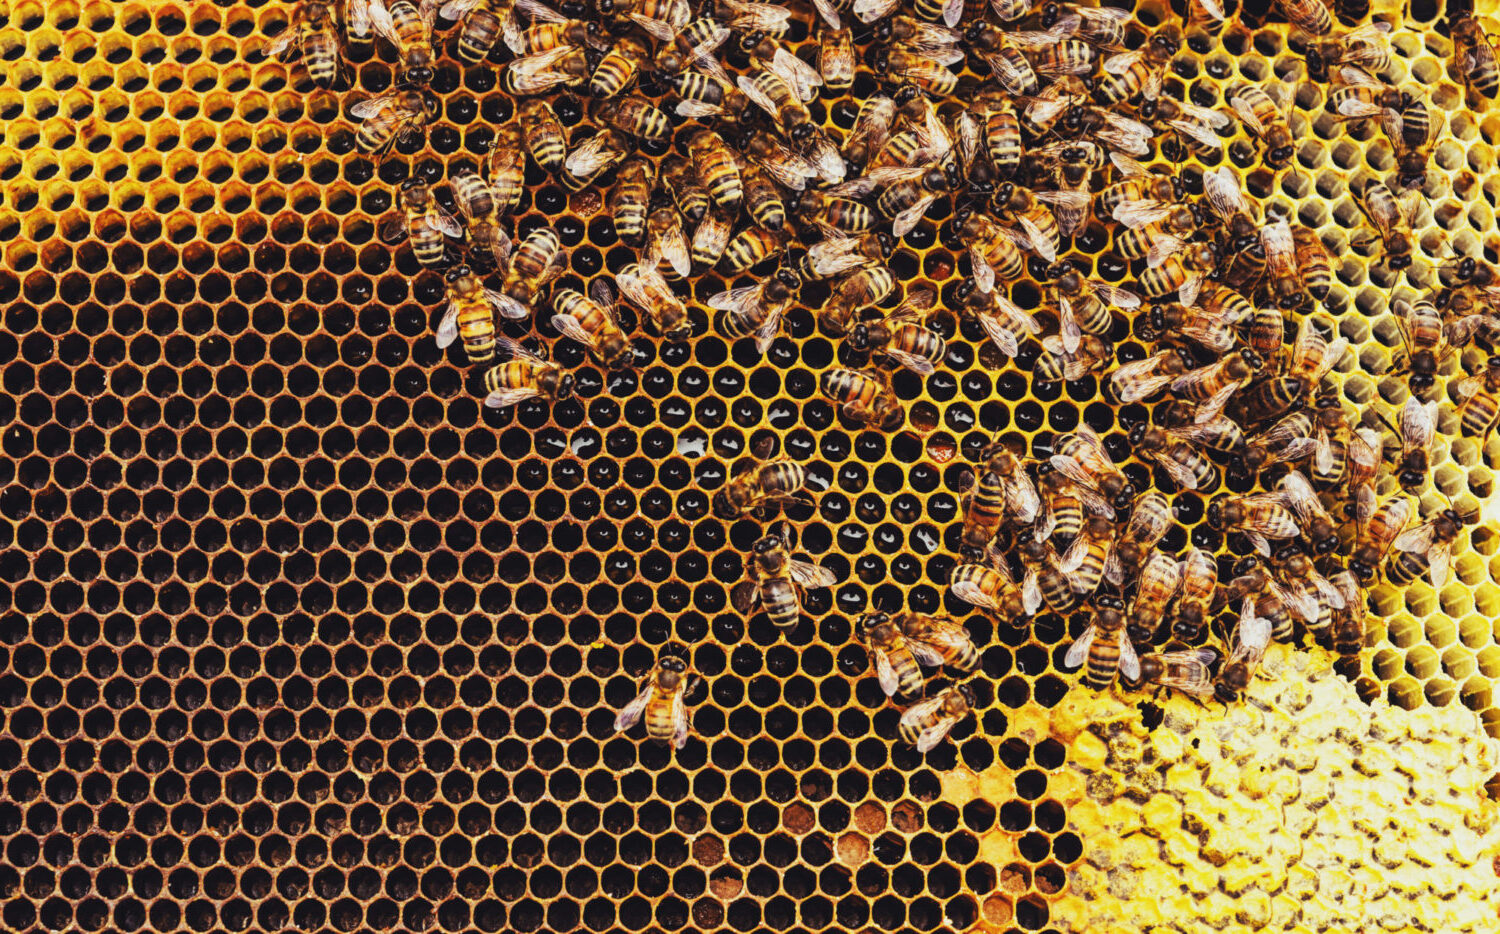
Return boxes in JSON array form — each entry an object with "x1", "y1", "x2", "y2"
[
  {"x1": 1126, "y1": 423, "x2": 1152, "y2": 446},
  {"x1": 595, "y1": 0, "x2": 617, "y2": 14},
  {"x1": 1398, "y1": 467, "x2": 1426, "y2": 490},
  {"x1": 1388, "y1": 250, "x2": 1413, "y2": 270},
  {"x1": 1269, "y1": 143, "x2": 1295, "y2": 167},
  {"x1": 445, "y1": 264, "x2": 471, "y2": 283},
  {"x1": 857, "y1": 611, "x2": 890, "y2": 636},
  {"x1": 1095, "y1": 593, "x2": 1125, "y2": 611},
  {"x1": 1040, "y1": 1, "x2": 1063, "y2": 26},
  {"x1": 660, "y1": 655, "x2": 687, "y2": 673},
  {"x1": 773, "y1": 267, "x2": 802, "y2": 291},
  {"x1": 554, "y1": 373, "x2": 576, "y2": 401},
  {"x1": 1205, "y1": 497, "x2": 1225, "y2": 529},
  {"x1": 404, "y1": 65, "x2": 434, "y2": 86},
  {"x1": 868, "y1": 19, "x2": 893, "y2": 42},
  {"x1": 866, "y1": 46, "x2": 891, "y2": 73},
  {"x1": 955, "y1": 682, "x2": 977, "y2": 708},
  {"x1": 952, "y1": 277, "x2": 977, "y2": 304}
]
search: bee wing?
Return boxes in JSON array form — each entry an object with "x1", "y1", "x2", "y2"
[
  {"x1": 266, "y1": 28, "x2": 300, "y2": 59},
  {"x1": 1090, "y1": 283, "x2": 1139, "y2": 309},
  {"x1": 769, "y1": 46, "x2": 823, "y2": 102},
  {"x1": 710, "y1": 283, "x2": 767, "y2": 313},
  {"x1": 485, "y1": 385, "x2": 544, "y2": 408},
  {"x1": 1268, "y1": 576, "x2": 1318, "y2": 622},
  {"x1": 1022, "y1": 568, "x2": 1043, "y2": 615},
  {"x1": 873, "y1": 650, "x2": 901, "y2": 696},
  {"x1": 1145, "y1": 235, "x2": 1188, "y2": 269},
  {"x1": 1391, "y1": 519, "x2": 1437, "y2": 555},
  {"x1": 731, "y1": 581, "x2": 762, "y2": 614},
  {"x1": 750, "y1": 141, "x2": 819, "y2": 190},
  {"x1": 990, "y1": 290, "x2": 1041, "y2": 332},
  {"x1": 1016, "y1": 213, "x2": 1058, "y2": 263},
  {"x1": 1058, "y1": 528, "x2": 1094, "y2": 574},
  {"x1": 670, "y1": 687, "x2": 689, "y2": 749},
  {"x1": 367, "y1": 0, "x2": 401, "y2": 43},
  {"x1": 432, "y1": 209, "x2": 465, "y2": 239},
  {"x1": 493, "y1": 292, "x2": 530, "y2": 320},
  {"x1": 435, "y1": 304, "x2": 460, "y2": 349},
  {"x1": 1178, "y1": 271, "x2": 1206, "y2": 308},
  {"x1": 1277, "y1": 470, "x2": 1333, "y2": 525},
  {"x1": 802, "y1": 131, "x2": 848, "y2": 184},
  {"x1": 787, "y1": 559, "x2": 839, "y2": 588},
  {"x1": 565, "y1": 134, "x2": 625, "y2": 178},
  {"x1": 649, "y1": 225, "x2": 692, "y2": 280},
  {"x1": 969, "y1": 244, "x2": 997, "y2": 295},
  {"x1": 551, "y1": 313, "x2": 599, "y2": 350},
  {"x1": 812, "y1": 0, "x2": 843, "y2": 27},
  {"x1": 1005, "y1": 472, "x2": 1041, "y2": 525},
  {"x1": 1103, "y1": 49, "x2": 1143, "y2": 75},
  {"x1": 899, "y1": 694, "x2": 946, "y2": 730},
  {"x1": 1064, "y1": 623, "x2": 1097, "y2": 669},
  {"x1": 952, "y1": 574, "x2": 1004, "y2": 611},
  {"x1": 1429, "y1": 538, "x2": 1455, "y2": 591},
  {"x1": 1116, "y1": 627, "x2": 1140, "y2": 680},
  {"x1": 1057, "y1": 297, "x2": 1082, "y2": 354},
  {"x1": 1236, "y1": 596, "x2": 1273, "y2": 656},
  {"x1": 1400, "y1": 395, "x2": 1436, "y2": 453},
  {"x1": 853, "y1": 0, "x2": 901, "y2": 23},
  {"x1": 1229, "y1": 90, "x2": 1268, "y2": 134},
  {"x1": 378, "y1": 212, "x2": 411, "y2": 243},
  {"x1": 1147, "y1": 649, "x2": 1219, "y2": 696},
  {"x1": 492, "y1": 334, "x2": 544, "y2": 365},
  {"x1": 891, "y1": 192, "x2": 942, "y2": 238},
  {"x1": 691, "y1": 213, "x2": 733, "y2": 267},
  {"x1": 512, "y1": 0, "x2": 566, "y2": 19},
  {"x1": 1169, "y1": 117, "x2": 1224, "y2": 151},
  {"x1": 915, "y1": 716, "x2": 960, "y2": 753},
  {"x1": 884, "y1": 348, "x2": 937, "y2": 377},
  {"x1": 719, "y1": 0, "x2": 792, "y2": 33},
  {"x1": 613, "y1": 683, "x2": 654, "y2": 732},
  {"x1": 735, "y1": 72, "x2": 782, "y2": 123},
  {"x1": 1101, "y1": 547, "x2": 1124, "y2": 587},
  {"x1": 1109, "y1": 354, "x2": 1173, "y2": 403}
]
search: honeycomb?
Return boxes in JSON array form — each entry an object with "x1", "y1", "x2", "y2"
[{"x1": 0, "y1": 0, "x2": 1498, "y2": 932}]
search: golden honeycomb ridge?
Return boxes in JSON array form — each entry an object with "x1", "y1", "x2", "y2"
[{"x1": 0, "y1": 0, "x2": 1499, "y2": 932}]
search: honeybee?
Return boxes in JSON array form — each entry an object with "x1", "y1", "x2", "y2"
[
  {"x1": 1228, "y1": 83, "x2": 1295, "y2": 168},
  {"x1": 481, "y1": 336, "x2": 576, "y2": 408},
  {"x1": 1170, "y1": 547, "x2": 1218, "y2": 642},
  {"x1": 1270, "y1": 543, "x2": 1345, "y2": 622},
  {"x1": 1140, "y1": 243, "x2": 1218, "y2": 306},
  {"x1": 1327, "y1": 570, "x2": 1366, "y2": 656},
  {"x1": 1389, "y1": 505, "x2": 1469, "y2": 592},
  {"x1": 711, "y1": 454, "x2": 811, "y2": 519},
  {"x1": 952, "y1": 207, "x2": 1028, "y2": 293},
  {"x1": 1034, "y1": 333, "x2": 1112, "y2": 385},
  {"x1": 720, "y1": 227, "x2": 790, "y2": 274},
  {"x1": 1052, "y1": 261, "x2": 1143, "y2": 350},
  {"x1": 434, "y1": 265, "x2": 506, "y2": 364},
  {"x1": 646, "y1": 198, "x2": 691, "y2": 279},
  {"x1": 817, "y1": 266, "x2": 895, "y2": 336},
  {"x1": 737, "y1": 67, "x2": 844, "y2": 180},
  {"x1": 370, "y1": 0, "x2": 438, "y2": 84},
  {"x1": 380, "y1": 178, "x2": 461, "y2": 268},
  {"x1": 1201, "y1": 166, "x2": 1262, "y2": 254},
  {"x1": 505, "y1": 44, "x2": 596, "y2": 95},
  {"x1": 563, "y1": 129, "x2": 631, "y2": 190},
  {"x1": 1306, "y1": 22, "x2": 1392, "y2": 85},
  {"x1": 1207, "y1": 491, "x2": 1303, "y2": 557},
  {"x1": 594, "y1": 96, "x2": 670, "y2": 141},
  {"x1": 1394, "y1": 297, "x2": 1452, "y2": 393},
  {"x1": 981, "y1": 97, "x2": 1023, "y2": 180},
  {"x1": 739, "y1": 159, "x2": 788, "y2": 232},
  {"x1": 506, "y1": 2, "x2": 599, "y2": 55},
  {"x1": 1094, "y1": 25, "x2": 1178, "y2": 105},
  {"x1": 820, "y1": 367, "x2": 905, "y2": 431},
  {"x1": 856, "y1": 612, "x2": 924, "y2": 698},
  {"x1": 1234, "y1": 410, "x2": 1317, "y2": 479},
  {"x1": 901, "y1": 613, "x2": 981, "y2": 672},
  {"x1": 1457, "y1": 355, "x2": 1500, "y2": 438},
  {"x1": 1214, "y1": 598, "x2": 1272, "y2": 702},
  {"x1": 1098, "y1": 160, "x2": 1183, "y2": 219},
  {"x1": 1155, "y1": 389, "x2": 1247, "y2": 456},
  {"x1": 1349, "y1": 494, "x2": 1413, "y2": 581},
  {"x1": 800, "y1": 232, "x2": 891, "y2": 280},
  {"x1": 345, "y1": 0, "x2": 376, "y2": 52},
  {"x1": 1278, "y1": 469, "x2": 1341, "y2": 556},
  {"x1": 687, "y1": 130, "x2": 743, "y2": 209},
  {"x1": 1037, "y1": 3, "x2": 1130, "y2": 47},
  {"x1": 450, "y1": 165, "x2": 511, "y2": 269},
  {"x1": 1452, "y1": 13, "x2": 1500, "y2": 101},
  {"x1": 1100, "y1": 490, "x2": 1170, "y2": 588},
  {"x1": 1310, "y1": 393, "x2": 1351, "y2": 485},
  {"x1": 483, "y1": 125, "x2": 526, "y2": 219},
  {"x1": 898, "y1": 684, "x2": 976, "y2": 753},
  {"x1": 1343, "y1": 424, "x2": 1384, "y2": 520},
  {"x1": 1226, "y1": 372, "x2": 1308, "y2": 429},
  {"x1": 351, "y1": 88, "x2": 436, "y2": 156},
  {"x1": 847, "y1": 293, "x2": 947, "y2": 376},
  {"x1": 1018, "y1": 530, "x2": 1078, "y2": 615},
  {"x1": 1170, "y1": 350, "x2": 1260, "y2": 404},
  {"x1": 712, "y1": 267, "x2": 800, "y2": 352},
  {"x1": 1108, "y1": 350, "x2": 1186, "y2": 404},
  {"x1": 601, "y1": 0, "x2": 691, "y2": 38},
  {"x1": 1128, "y1": 647, "x2": 1218, "y2": 696},
  {"x1": 519, "y1": 98, "x2": 567, "y2": 175},
  {"x1": 589, "y1": 33, "x2": 649, "y2": 98},
  {"x1": 734, "y1": 524, "x2": 840, "y2": 631},
  {"x1": 690, "y1": 207, "x2": 733, "y2": 270},
  {"x1": 1253, "y1": 219, "x2": 1304, "y2": 310},
  {"x1": 440, "y1": 0, "x2": 520, "y2": 62},
  {"x1": 659, "y1": 156, "x2": 710, "y2": 225},
  {"x1": 874, "y1": 46, "x2": 961, "y2": 97},
  {"x1": 606, "y1": 159, "x2": 654, "y2": 247},
  {"x1": 841, "y1": 95, "x2": 897, "y2": 173},
  {"x1": 1050, "y1": 427, "x2": 1134, "y2": 511},
  {"x1": 960, "y1": 444, "x2": 1040, "y2": 554},
  {"x1": 616, "y1": 262, "x2": 690, "y2": 339},
  {"x1": 950, "y1": 546, "x2": 1028, "y2": 624},
  {"x1": 614, "y1": 648, "x2": 692, "y2": 748},
  {"x1": 1060, "y1": 514, "x2": 1116, "y2": 598},
  {"x1": 1285, "y1": 226, "x2": 1334, "y2": 304},
  {"x1": 1355, "y1": 180, "x2": 1419, "y2": 270},
  {"x1": 267, "y1": 2, "x2": 344, "y2": 88},
  {"x1": 671, "y1": 71, "x2": 750, "y2": 120},
  {"x1": 1127, "y1": 551, "x2": 1184, "y2": 645},
  {"x1": 1394, "y1": 395, "x2": 1437, "y2": 492},
  {"x1": 1065, "y1": 595, "x2": 1139, "y2": 689},
  {"x1": 1142, "y1": 299, "x2": 1244, "y2": 354},
  {"x1": 551, "y1": 281, "x2": 635, "y2": 369},
  {"x1": 819, "y1": 27, "x2": 855, "y2": 88},
  {"x1": 497, "y1": 225, "x2": 565, "y2": 319}
]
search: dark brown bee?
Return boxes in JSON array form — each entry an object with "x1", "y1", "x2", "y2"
[
  {"x1": 484, "y1": 124, "x2": 525, "y2": 217},
  {"x1": 1311, "y1": 393, "x2": 1350, "y2": 486},
  {"x1": 1291, "y1": 224, "x2": 1334, "y2": 302},
  {"x1": 1234, "y1": 410, "x2": 1317, "y2": 479},
  {"x1": 616, "y1": 262, "x2": 691, "y2": 340},
  {"x1": 847, "y1": 293, "x2": 947, "y2": 377},
  {"x1": 1066, "y1": 594, "x2": 1139, "y2": 689},
  {"x1": 687, "y1": 130, "x2": 743, "y2": 210},
  {"x1": 1305, "y1": 22, "x2": 1391, "y2": 82},
  {"x1": 509, "y1": 8, "x2": 600, "y2": 56},
  {"x1": 1452, "y1": 12, "x2": 1500, "y2": 100},
  {"x1": 1127, "y1": 550, "x2": 1183, "y2": 645},
  {"x1": 608, "y1": 158, "x2": 654, "y2": 246},
  {"x1": 450, "y1": 163, "x2": 510, "y2": 269},
  {"x1": 498, "y1": 225, "x2": 565, "y2": 319},
  {"x1": 1396, "y1": 298, "x2": 1449, "y2": 393},
  {"x1": 739, "y1": 159, "x2": 787, "y2": 232},
  {"x1": 713, "y1": 267, "x2": 800, "y2": 352},
  {"x1": 820, "y1": 367, "x2": 904, "y2": 431},
  {"x1": 1033, "y1": 333, "x2": 1112, "y2": 385},
  {"x1": 720, "y1": 227, "x2": 790, "y2": 274},
  {"x1": 1060, "y1": 515, "x2": 1116, "y2": 599},
  {"x1": 1394, "y1": 95, "x2": 1438, "y2": 190},
  {"x1": 1207, "y1": 491, "x2": 1303, "y2": 557},
  {"x1": 267, "y1": 1, "x2": 343, "y2": 88},
  {"x1": 1394, "y1": 395, "x2": 1437, "y2": 493},
  {"x1": 1171, "y1": 547, "x2": 1218, "y2": 642},
  {"x1": 1349, "y1": 494, "x2": 1413, "y2": 581},
  {"x1": 1139, "y1": 243, "x2": 1218, "y2": 305},
  {"x1": 594, "y1": 95, "x2": 671, "y2": 140},
  {"x1": 1327, "y1": 570, "x2": 1366, "y2": 656},
  {"x1": 1202, "y1": 166, "x2": 1262, "y2": 254},
  {"x1": 1170, "y1": 350, "x2": 1261, "y2": 404}
]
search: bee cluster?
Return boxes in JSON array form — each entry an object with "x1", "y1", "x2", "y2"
[{"x1": 267, "y1": 0, "x2": 1500, "y2": 756}]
